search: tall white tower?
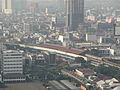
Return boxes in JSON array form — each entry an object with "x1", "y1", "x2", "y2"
[{"x1": 2, "y1": 0, "x2": 12, "y2": 14}]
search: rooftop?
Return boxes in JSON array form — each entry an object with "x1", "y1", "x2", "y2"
[
  {"x1": 40, "y1": 44, "x2": 84, "y2": 54},
  {"x1": 3, "y1": 50, "x2": 23, "y2": 54},
  {"x1": 60, "y1": 80, "x2": 80, "y2": 90},
  {"x1": 49, "y1": 80, "x2": 67, "y2": 90},
  {"x1": 76, "y1": 68, "x2": 96, "y2": 75}
]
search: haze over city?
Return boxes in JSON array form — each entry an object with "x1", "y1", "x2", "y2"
[{"x1": 0, "y1": 0, "x2": 120, "y2": 90}]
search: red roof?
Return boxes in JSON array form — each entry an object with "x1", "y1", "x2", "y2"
[
  {"x1": 77, "y1": 68, "x2": 95, "y2": 74},
  {"x1": 40, "y1": 44, "x2": 84, "y2": 54}
]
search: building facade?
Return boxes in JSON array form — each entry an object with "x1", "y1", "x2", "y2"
[
  {"x1": 2, "y1": 50, "x2": 26, "y2": 82},
  {"x1": 2, "y1": 0, "x2": 27, "y2": 14},
  {"x1": 2, "y1": 0, "x2": 12, "y2": 14},
  {"x1": 2, "y1": 50, "x2": 23, "y2": 74},
  {"x1": 65, "y1": 0, "x2": 84, "y2": 31}
]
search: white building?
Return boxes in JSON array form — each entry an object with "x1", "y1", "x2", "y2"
[
  {"x1": 23, "y1": 23, "x2": 31, "y2": 33},
  {"x1": 2, "y1": 0, "x2": 12, "y2": 14},
  {"x1": 2, "y1": 50, "x2": 26, "y2": 82},
  {"x1": 3, "y1": 73, "x2": 26, "y2": 82},
  {"x1": 3, "y1": 50, "x2": 23, "y2": 74},
  {"x1": 98, "y1": 48, "x2": 115, "y2": 56},
  {"x1": 86, "y1": 33, "x2": 101, "y2": 42},
  {"x1": 97, "y1": 78, "x2": 119, "y2": 90}
]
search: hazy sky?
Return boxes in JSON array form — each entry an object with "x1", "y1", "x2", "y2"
[{"x1": 28, "y1": 0, "x2": 56, "y2": 1}]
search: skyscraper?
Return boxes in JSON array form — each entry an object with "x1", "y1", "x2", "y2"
[
  {"x1": 2, "y1": 0, "x2": 27, "y2": 14},
  {"x1": 65, "y1": 0, "x2": 84, "y2": 31},
  {"x1": 2, "y1": 0, "x2": 12, "y2": 14}
]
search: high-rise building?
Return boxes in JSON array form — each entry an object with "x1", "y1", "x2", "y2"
[
  {"x1": 2, "y1": 0, "x2": 12, "y2": 14},
  {"x1": 2, "y1": 50, "x2": 26, "y2": 82},
  {"x1": 2, "y1": 50, "x2": 23, "y2": 74},
  {"x1": 65, "y1": 0, "x2": 84, "y2": 31},
  {"x1": 2, "y1": 0, "x2": 27, "y2": 14}
]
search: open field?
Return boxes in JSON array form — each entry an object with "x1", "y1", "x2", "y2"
[{"x1": 0, "y1": 82, "x2": 47, "y2": 90}]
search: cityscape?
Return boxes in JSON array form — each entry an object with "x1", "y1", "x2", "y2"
[{"x1": 0, "y1": 0, "x2": 120, "y2": 90}]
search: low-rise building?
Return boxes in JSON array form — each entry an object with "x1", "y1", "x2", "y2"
[
  {"x1": 35, "y1": 54, "x2": 46, "y2": 65},
  {"x1": 98, "y1": 48, "x2": 114, "y2": 56},
  {"x1": 3, "y1": 73, "x2": 26, "y2": 82},
  {"x1": 49, "y1": 80, "x2": 67, "y2": 90},
  {"x1": 96, "y1": 78, "x2": 119, "y2": 90},
  {"x1": 60, "y1": 80, "x2": 81, "y2": 90},
  {"x1": 75, "y1": 68, "x2": 96, "y2": 78}
]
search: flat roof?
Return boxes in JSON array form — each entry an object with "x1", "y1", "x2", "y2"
[
  {"x1": 49, "y1": 80, "x2": 67, "y2": 90},
  {"x1": 14, "y1": 44, "x2": 88, "y2": 61},
  {"x1": 76, "y1": 68, "x2": 95, "y2": 75},
  {"x1": 60, "y1": 80, "x2": 80, "y2": 90},
  {"x1": 40, "y1": 44, "x2": 84, "y2": 54},
  {"x1": 3, "y1": 50, "x2": 23, "y2": 54}
]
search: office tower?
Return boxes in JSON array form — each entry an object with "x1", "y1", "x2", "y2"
[
  {"x1": 2, "y1": 0, "x2": 12, "y2": 14},
  {"x1": 2, "y1": 50, "x2": 23, "y2": 74},
  {"x1": 2, "y1": 50, "x2": 26, "y2": 82},
  {"x1": 65, "y1": 0, "x2": 84, "y2": 31},
  {"x1": 2, "y1": 0, "x2": 27, "y2": 14}
]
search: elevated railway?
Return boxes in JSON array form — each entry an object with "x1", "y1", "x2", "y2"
[
  {"x1": 86, "y1": 54, "x2": 120, "y2": 68},
  {"x1": 5, "y1": 43, "x2": 88, "y2": 62}
]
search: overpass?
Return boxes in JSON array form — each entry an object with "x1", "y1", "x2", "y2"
[
  {"x1": 6, "y1": 44, "x2": 88, "y2": 62},
  {"x1": 86, "y1": 54, "x2": 120, "y2": 69}
]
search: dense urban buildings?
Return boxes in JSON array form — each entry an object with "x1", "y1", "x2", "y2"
[{"x1": 0, "y1": 0, "x2": 120, "y2": 90}]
